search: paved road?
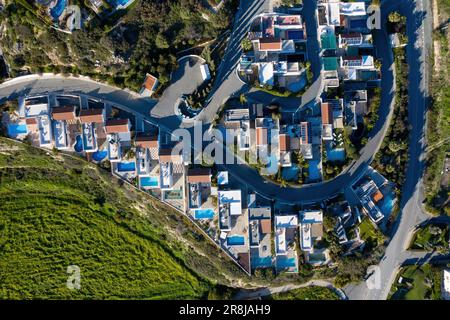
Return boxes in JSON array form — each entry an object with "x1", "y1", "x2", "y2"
[
  {"x1": 233, "y1": 279, "x2": 347, "y2": 300},
  {"x1": 344, "y1": 0, "x2": 433, "y2": 300}
]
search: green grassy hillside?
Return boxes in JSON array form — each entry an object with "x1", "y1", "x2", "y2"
[{"x1": 0, "y1": 138, "x2": 245, "y2": 299}]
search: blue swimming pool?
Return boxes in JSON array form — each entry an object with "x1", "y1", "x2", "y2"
[
  {"x1": 194, "y1": 208, "x2": 215, "y2": 219},
  {"x1": 7, "y1": 124, "x2": 27, "y2": 137},
  {"x1": 50, "y1": 0, "x2": 67, "y2": 20},
  {"x1": 140, "y1": 176, "x2": 159, "y2": 188},
  {"x1": 327, "y1": 148, "x2": 346, "y2": 162},
  {"x1": 92, "y1": 150, "x2": 108, "y2": 162},
  {"x1": 227, "y1": 235, "x2": 245, "y2": 246},
  {"x1": 276, "y1": 256, "x2": 297, "y2": 269},
  {"x1": 117, "y1": 161, "x2": 136, "y2": 172},
  {"x1": 74, "y1": 135, "x2": 83, "y2": 153},
  {"x1": 379, "y1": 193, "x2": 396, "y2": 217},
  {"x1": 251, "y1": 256, "x2": 273, "y2": 268}
]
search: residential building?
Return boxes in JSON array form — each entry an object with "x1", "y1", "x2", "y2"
[
  {"x1": 279, "y1": 131, "x2": 292, "y2": 167},
  {"x1": 355, "y1": 179, "x2": 385, "y2": 223},
  {"x1": 140, "y1": 73, "x2": 159, "y2": 97},
  {"x1": 135, "y1": 133, "x2": 159, "y2": 180},
  {"x1": 79, "y1": 108, "x2": 105, "y2": 154},
  {"x1": 159, "y1": 148, "x2": 184, "y2": 191},
  {"x1": 321, "y1": 102, "x2": 333, "y2": 140},
  {"x1": 51, "y1": 106, "x2": 76, "y2": 150},
  {"x1": 255, "y1": 116, "x2": 280, "y2": 169},
  {"x1": 218, "y1": 190, "x2": 242, "y2": 231},
  {"x1": 249, "y1": 206, "x2": 273, "y2": 269},
  {"x1": 224, "y1": 108, "x2": 251, "y2": 151},
  {"x1": 274, "y1": 214, "x2": 298, "y2": 272},
  {"x1": 299, "y1": 210, "x2": 323, "y2": 252},
  {"x1": 187, "y1": 167, "x2": 212, "y2": 210}
]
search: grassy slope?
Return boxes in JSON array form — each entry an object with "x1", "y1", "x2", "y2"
[{"x1": 0, "y1": 138, "x2": 246, "y2": 299}]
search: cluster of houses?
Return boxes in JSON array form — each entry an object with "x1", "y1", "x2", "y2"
[
  {"x1": 223, "y1": 103, "x2": 319, "y2": 181},
  {"x1": 239, "y1": 12, "x2": 309, "y2": 92},
  {"x1": 318, "y1": 0, "x2": 380, "y2": 162},
  {"x1": 5, "y1": 93, "x2": 330, "y2": 275}
]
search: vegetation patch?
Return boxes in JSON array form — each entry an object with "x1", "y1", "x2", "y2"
[
  {"x1": 389, "y1": 264, "x2": 444, "y2": 300},
  {"x1": 410, "y1": 224, "x2": 449, "y2": 253}
]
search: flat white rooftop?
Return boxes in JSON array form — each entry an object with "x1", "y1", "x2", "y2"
[
  {"x1": 300, "y1": 210, "x2": 323, "y2": 224},
  {"x1": 218, "y1": 190, "x2": 242, "y2": 215},
  {"x1": 340, "y1": 2, "x2": 366, "y2": 16},
  {"x1": 275, "y1": 215, "x2": 298, "y2": 228}
]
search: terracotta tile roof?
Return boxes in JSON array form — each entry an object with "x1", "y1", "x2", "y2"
[
  {"x1": 279, "y1": 134, "x2": 290, "y2": 151},
  {"x1": 79, "y1": 108, "x2": 104, "y2": 123},
  {"x1": 143, "y1": 73, "x2": 158, "y2": 91},
  {"x1": 105, "y1": 119, "x2": 130, "y2": 133},
  {"x1": 321, "y1": 103, "x2": 333, "y2": 125},
  {"x1": 51, "y1": 106, "x2": 76, "y2": 121},
  {"x1": 259, "y1": 38, "x2": 282, "y2": 51},
  {"x1": 25, "y1": 117, "x2": 37, "y2": 125},
  {"x1": 372, "y1": 190, "x2": 384, "y2": 203},
  {"x1": 260, "y1": 219, "x2": 272, "y2": 234},
  {"x1": 256, "y1": 127, "x2": 268, "y2": 146},
  {"x1": 187, "y1": 168, "x2": 211, "y2": 183},
  {"x1": 135, "y1": 134, "x2": 158, "y2": 149},
  {"x1": 159, "y1": 148, "x2": 182, "y2": 163}
]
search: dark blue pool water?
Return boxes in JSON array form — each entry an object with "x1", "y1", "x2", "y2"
[
  {"x1": 74, "y1": 135, "x2": 83, "y2": 153},
  {"x1": 194, "y1": 208, "x2": 215, "y2": 219},
  {"x1": 117, "y1": 161, "x2": 136, "y2": 172},
  {"x1": 50, "y1": 0, "x2": 67, "y2": 20},
  {"x1": 7, "y1": 124, "x2": 27, "y2": 137},
  {"x1": 140, "y1": 176, "x2": 159, "y2": 188},
  {"x1": 276, "y1": 256, "x2": 296, "y2": 269},
  {"x1": 92, "y1": 150, "x2": 108, "y2": 162},
  {"x1": 327, "y1": 148, "x2": 346, "y2": 162},
  {"x1": 251, "y1": 256, "x2": 273, "y2": 268},
  {"x1": 227, "y1": 235, "x2": 245, "y2": 246}
]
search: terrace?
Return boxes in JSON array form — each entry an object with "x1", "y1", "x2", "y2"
[
  {"x1": 52, "y1": 120, "x2": 68, "y2": 150},
  {"x1": 82, "y1": 122, "x2": 98, "y2": 153},
  {"x1": 38, "y1": 116, "x2": 52, "y2": 147}
]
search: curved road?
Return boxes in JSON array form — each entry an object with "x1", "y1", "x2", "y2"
[{"x1": 0, "y1": 0, "x2": 395, "y2": 205}]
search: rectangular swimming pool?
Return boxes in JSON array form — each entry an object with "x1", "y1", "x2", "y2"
[
  {"x1": 117, "y1": 161, "x2": 136, "y2": 172},
  {"x1": 227, "y1": 235, "x2": 245, "y2": 246},
  {"x1": 194, "y1": 208, "x2": 215, "y2": 219},
  {"x1": 7, "y1": 124, "x2": 27, "y2": 137},
  {"x1": 276, "y1": 256, "x2": 297, "y2": 269},
  {"x1": 251, "y1": 256, "x2": 273, "y2": 268},
  {"x1": 140, "y1": 176, "x2": 159, "y2": 188}
]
